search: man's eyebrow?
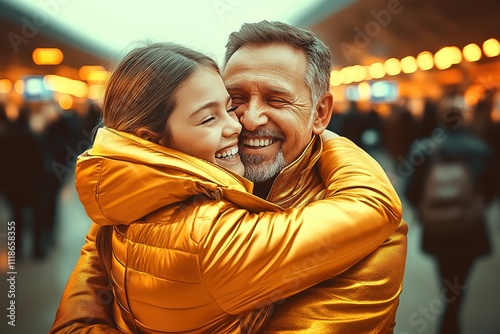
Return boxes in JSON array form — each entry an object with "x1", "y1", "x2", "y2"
[
  {"x1": 191, "y1": 96, "x2": 231, "y2": 116},
  {"x1": 224, "y1": 83, "x2": 243, "y2": 91},
  {"x1": 267, "y1": 85, "x2": 293, "y2": 95},
  {"x1": 226, "y1": 83, "x2": 293, "y2": 95}
]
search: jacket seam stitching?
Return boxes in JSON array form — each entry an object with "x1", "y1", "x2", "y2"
[
  {"x1": 196, "y1": 207, "x2": 239, "y2": 316},
  {"x1": 115, "y1": 223, "x2": 197, "y2": 254}
]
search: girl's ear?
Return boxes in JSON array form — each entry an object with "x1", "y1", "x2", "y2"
[{"x1": 136, "y1": 127, "x2": 159, "y2": 141}]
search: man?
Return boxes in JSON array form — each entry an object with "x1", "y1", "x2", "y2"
[
  {"x1": 50, "y1": 21, "x2": 407, "y2": 333},
  {"x1": 221, "y1": 20, "x2": 407, "y2": 333}
]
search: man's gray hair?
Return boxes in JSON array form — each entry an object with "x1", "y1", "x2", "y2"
[{"x1": 223, "y1": 20, "x2": 332, "y2": 107}]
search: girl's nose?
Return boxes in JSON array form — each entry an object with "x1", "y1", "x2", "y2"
[{"x1": 223, "y1": 112, "x2": 242, "y2": 137}]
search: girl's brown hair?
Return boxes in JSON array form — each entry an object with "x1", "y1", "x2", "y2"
[
  {"x1": 97, "y1": 42, "x2": 219, "y2": 276},
  {"x1": 103, "y1": 41, "x2": 219, "y2": 144}
]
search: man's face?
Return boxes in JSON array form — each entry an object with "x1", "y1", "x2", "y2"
[{"x1": 223, "y1": 43, "x2": 316, "y2": 182}]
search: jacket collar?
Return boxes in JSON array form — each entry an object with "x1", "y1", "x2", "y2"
[
  {"x1": 266, "y1": 135, "x2": 325, "y2": 208},
  {"x1": 90, "y1": 127, "x2": 252, "y2": 189},
  {"x1": 76, "y1": 127, "x2": 281, "y2": 227}
]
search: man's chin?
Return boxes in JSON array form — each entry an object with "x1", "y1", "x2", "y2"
[{"x1": 241, "y1": 151, "x2": 286, "y2": 183}]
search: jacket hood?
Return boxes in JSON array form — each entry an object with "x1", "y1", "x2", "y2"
[{"x1": 75, "y1": 127, "x2": 272, "y2": 226}]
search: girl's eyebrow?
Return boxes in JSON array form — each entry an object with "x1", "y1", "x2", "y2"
[{"x1": 191, "y1": 96, "x2": 231, "y2": 117}]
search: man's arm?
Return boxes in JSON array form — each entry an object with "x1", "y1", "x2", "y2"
[
  {"x1": 263, "y1": 221, "x2": 407, "y2": 333},
  {"x1": 263, "y1": 136, "x2": 408, "y2": 334},
  {"x1": 50, "y1": 223, "x2": 121, "y2": 334}
]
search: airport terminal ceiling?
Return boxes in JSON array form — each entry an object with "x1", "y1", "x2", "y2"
[
  {"x1": 307, "y1": 0, "x2": 500, "y2": 68},
  {"x1": 0, "y1": 0, "x2": 499, "y2": 104},
  {"x1": 302, "y1": 0, "x2": 500, "y2": 102},
  {"x1": 0, "y1": 2, "x2": 115, "y2": 80},
  {"x1": 2, "y1": 0, "x2": 499, "y2": 73}
]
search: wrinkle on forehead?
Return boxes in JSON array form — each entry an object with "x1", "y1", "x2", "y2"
[
  {"x1": 223, "y1": 62, "x2": 307, "y2": 94},
  {"x1": 224, "y1": 70, "x2": 296, "y2": 93},
  {"x1": 223, "y1": 43, "x2": 307, "y2": 78}
]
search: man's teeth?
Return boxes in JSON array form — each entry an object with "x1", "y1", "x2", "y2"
[
  {"x1": 216, "y1": 146, "x2": 238, "y2": 159},
  {"x1": 243, "y1": 138, "x2": 274, "y2": 147}
]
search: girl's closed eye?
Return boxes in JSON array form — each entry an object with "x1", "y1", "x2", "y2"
[{"x1": 200, "y1": 115, "x2": 216, "y2": 125}]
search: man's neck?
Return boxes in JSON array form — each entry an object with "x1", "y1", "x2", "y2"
[
  {"x1": 251, "y1": 136, "x2": 322, "y2": 203},
  {"x1": 253, "y1": 177, "x2": 276, "y2": 200}
]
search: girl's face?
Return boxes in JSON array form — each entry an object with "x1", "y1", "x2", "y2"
[{"x1": 166, "y1": 67, "x2": 245, "y2": 176}]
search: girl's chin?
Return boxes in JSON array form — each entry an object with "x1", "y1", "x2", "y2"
[{"x1": 216, "y1": 156, "x2": 244, "y2": 176}]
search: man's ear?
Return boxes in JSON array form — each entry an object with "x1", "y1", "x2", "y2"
[{"x1": 312, "y1": 92, "x2": 334, "y2": 135}]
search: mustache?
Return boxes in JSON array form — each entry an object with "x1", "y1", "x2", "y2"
[{"x1": 240, "y1": 128, "x2": 285, "y2": 140}]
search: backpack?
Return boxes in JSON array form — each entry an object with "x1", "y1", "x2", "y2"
[{"x1": 418, "y1": 158, "x2": 485, "y2": 236}]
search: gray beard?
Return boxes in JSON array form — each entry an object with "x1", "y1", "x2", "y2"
[{"x1": 241, "y1": 149, "x2": 286, "y2": 183}]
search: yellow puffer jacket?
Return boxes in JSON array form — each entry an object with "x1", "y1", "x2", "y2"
[{"x1": 74, "y1": 127, "x2": 402, "y2": 333}]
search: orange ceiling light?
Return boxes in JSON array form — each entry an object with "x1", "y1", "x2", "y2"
[
  {"x1": 87, "y1": 70, "x2": 111, "y2": 84},
  {"x1": 483, "y1": 38, "x2": 500, "y2": 57},
  {"x1": 357, "y1": 82, "x2": 371, "y2": 100},
  {"x1": 58, "y1": 94, "x2": 73, "y2": 110},
  {"x1": 434, "y1": 47, "x2": 454, "y2": 70},
  {"x1": 44, "y1": 75, "x2": 88, "y2": 97},
  {"x1": 401, "y1": 56, "x2": 418, "y2": 74},
  {"x1": 449, "y1": 46, "x2": 462, "y2": 64},
  {"x1": 384, "y1": 58, "x2": 401, "y2": 76},
  {"x1": 14, "y1": 80, "x2": 24, "y2": 94},
  {"x1": 88, "y1": 84, "x2": 106, "y2": 100},
  {"x1": 330, "y1": 70, "x2": 342, "y2": 86},
  {"x1": 340, "y1": 66, "x2": 354, "y2": 85},
  {"x1": 351, "y1": 65, "x2": 367, "y2": 82},
  {"x1": 368, "y1": 62, "x2": 386, "y2": 79},
  {"x1": 416, "y1": 51, "x2": 434, "y2": 71},
  {"x1": 79, "y1": 65, "x2": 106, "y2": 81},
  {"x1": 32, "y1": 48, "x2": 64, "y2": 65},
  {"x1": 0, "y1": 79, "x2": 12, "y2": 93},
  {"x1": 463, "y1": 43, "x2": 482, "y2": 62}
]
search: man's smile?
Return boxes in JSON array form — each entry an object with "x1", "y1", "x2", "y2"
[{"x1": 242, "y1": 138, "x2": 275, "y2": 148}]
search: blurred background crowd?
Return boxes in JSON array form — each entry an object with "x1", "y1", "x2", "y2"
[{"x1": 0, "y1": 0, "x2": 499, "y2": 333}]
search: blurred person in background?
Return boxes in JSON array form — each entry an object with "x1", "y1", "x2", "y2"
[
  {"x1": 383, "y1": 97, "x2": 417, "y2": 166},
  {"x1": 470, "y1": 89, "x2": 500, "y2": 195},
  {"x1": 0, "y1": 103, "x2": 7, "y2": 131},
  {"x1": 51, "y1": 21, "x2": 408, "y2": 333},
  {"x1": 415, "y1": 98, "x2": 440, "y2": 140},
  {"x1": 327, "y1": 101, "x2": 384, "y2": 157},
  {"x1": 41, "y1": 104, "x2": 87, "y2": 247},
  {"x1": 0, "y1": 104, "x2": 47, "y2": 259},
  {"x1": 0, "y1": 104, "x2": 8, "y2": 192},
  {"x1": 82, "y1": 100, "x2": 103, "y2": 138},
  {"x1": 404, "y1": 92, "x2": 498, "y2": 334},
  {"x1": 335, "y1": 99, "x2": 368, "y2": 148}
]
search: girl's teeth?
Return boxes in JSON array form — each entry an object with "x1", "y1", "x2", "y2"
[{"x1": 216, "y1": 147, "x2": 238, "y2": 159}]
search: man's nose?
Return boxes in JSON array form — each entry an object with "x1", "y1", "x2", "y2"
[{"x1": 239, "y1": 100, "x2": 268, "y2": 131}]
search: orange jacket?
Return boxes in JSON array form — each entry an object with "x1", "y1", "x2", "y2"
[{"x1": 51, "y1": 127, "x2": 404, "y2": 333}]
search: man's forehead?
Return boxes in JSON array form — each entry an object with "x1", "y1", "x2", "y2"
[
  {"x1": 223, "y1": 44, "x2": 307, "y2": 85},
  {"x1": 225, "y1": 43, "x2": 307, "y2": 70},
  {"x1": 223, "y1": 65, "x2": 300, "y2": 95}
]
